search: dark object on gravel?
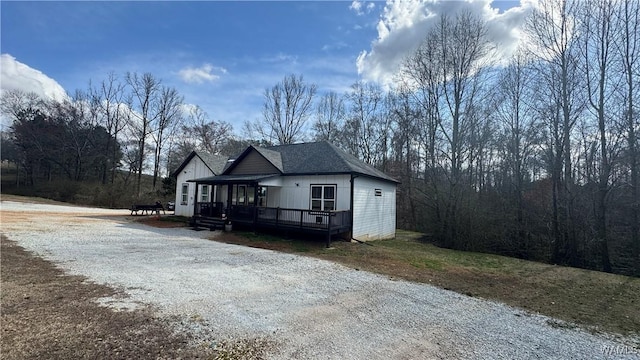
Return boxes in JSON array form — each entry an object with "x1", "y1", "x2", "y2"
[{"x1": 130, "y1": 202, "x2": 165, "y2": 216}]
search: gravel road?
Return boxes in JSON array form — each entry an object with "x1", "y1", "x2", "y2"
[{"x1": 1, "y1": 200, "x2": 638, "y2": 359}]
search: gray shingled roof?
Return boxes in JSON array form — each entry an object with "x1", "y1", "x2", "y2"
[
  {"x1": 197, "y1": 152, "x2": 229, "y2": 175},
  {"x1": 171, "y1": 151, "x2": 229, "y2": 178},
  {"x1": 258, "y1": 141, "x2": 398, "y2": 183}
]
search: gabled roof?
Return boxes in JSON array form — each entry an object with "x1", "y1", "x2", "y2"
[
  {"x1": 171, "y1": 151, "x2": 229, "y2": 178},
  {"x1": 254, "y1": 147, "x2": 283, "y2": 172},
  {"x1": 221, "y1": 141, "x2": 398, "y2": 183}
]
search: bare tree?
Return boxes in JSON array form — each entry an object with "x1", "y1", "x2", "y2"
[
  {"x1": 62, "y1": 91, "x2": 99, "y2": 181},
  {"x1": 89, "y1": 72, "x2": 127, "y2": 184},
  {"x1": 400, "y1": 28, "x2": 445, "y2": 233},
  {"x1": 439, "y1": 11, "x2": 491, "y2": 188},
  {"x1": 387, "y1": 86, "x2": 422, "y2": 229},
  {"x1": 255, "y1": 74, "x2": 316, "y2": 144},
  {"x1": 579, "y1": 0, "x2": 620, "y2": 272},
  {"x1": 399, "y1": 10, "x2": 494, "y2": 249},
  {"x1": 343, "y1": 81, "x2": 385, "y2": 164},
  {"x1": 181, "y1": 105, "x2": 233, "y2": 154},
  {"x1": 312, "y1": 91, "x2": 345, "y2": 144},
  {"x1": 401, "y1": 28, "x2": 442, "y2": 176},
  {"x1": 151, "y1": 86, "x2": 183, "y2": 189},
  {"x1": 493, "y1": 50, "x2": 541, "y2": 258},
  {"x1": 0, "y1": 90, "x2": 45, "y2": 120},
  {"x1": 527, "y1": 0, "x2": 584, "y2": 265},
  {"x1": 437, "y1": 11, "x2": 492, "y2": 248},
  {"x1": 125, "y1": 72, "x2": 160, "y2": 197},
  {"x1": 617, "y1": 0, "x2": 640, "y2": 275}
]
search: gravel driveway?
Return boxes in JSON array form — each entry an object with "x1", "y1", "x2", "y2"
[{"x1": 1, "y1": 201, "x2": 638, "y2": 359}]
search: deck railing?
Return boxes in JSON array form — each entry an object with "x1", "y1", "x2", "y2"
[
  {"x1": 195, "y1": 202, "x2": 224, "y2": 217},
  {"x1": 254, "y1": 207, "x2": 351, "y2": 231},
  {"x1": 196, "y1": 204, "x2": 351, "y2": 233}
]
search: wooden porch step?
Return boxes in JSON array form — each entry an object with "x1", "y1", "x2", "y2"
[{"x1": 191, "y1": 216, "x2": 225, "y2": 231}]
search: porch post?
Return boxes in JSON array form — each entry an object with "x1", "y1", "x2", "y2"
[
  {"x1": 226, "y1": 184, "x2": 233, "y2": 217},
  {"x1": 193, "y1": 182, "x2": 199, "y2": 217},
  {"x1": 349, "y1": 174, "x2": 356, "y2": 240},
  {"x1": 253, "y1": 182, "x2": 259, "y2": 233},
  {"x1": 326, "y1": 211, "x2": 332, "y2": 248},
  {"x1": 211, "y1": 185, "x2": 216, "y2": 209},
  {"x1": 253, "y1": 183, "x2": 259, "y2": 206}
]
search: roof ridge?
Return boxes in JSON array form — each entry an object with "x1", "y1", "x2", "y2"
[{"x1": 322, "y1": 141, "x2": 353, "y2": 173}]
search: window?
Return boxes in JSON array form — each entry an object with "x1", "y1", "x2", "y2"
[
  {"x1": 375, "y1": 189, "x2": 382, "y2": 197},
  {"x1": 200, "y1": 185, "x2": 209, "y2": 202},
  {"x1": 181, "y1": 184, "x2": 189, "y2": 205},
  {"x1": 310, "y1": 185, "x2": 336, "y2": 211},
  {"x1": 232, "y1": 185, "x2": 247, "y2": 205},
  {"x1": 247, "y1": 186, "x2": 255, "y2": 205},
  {"x1": 238, "y1": 185, "x2": 246, "y2": 204}
]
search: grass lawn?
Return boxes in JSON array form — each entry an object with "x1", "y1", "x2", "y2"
[{"x1": 215, "y1": 229, "x2": 640, "y2": 340}]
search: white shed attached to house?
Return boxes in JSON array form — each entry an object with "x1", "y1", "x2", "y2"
[
  {"x1": 171, "y1": 151, "x2": 228, "y2": 217},
  {"x1": 351, "y1": 175, "x2": 397, "y2": 241},
  {"x1": 182, "y1": 141, "x2": 399, "y2": 242}
]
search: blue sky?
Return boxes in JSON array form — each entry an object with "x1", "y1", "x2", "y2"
[{"x1": 1, "y1": 0, "x2": 526, "y2": 133}]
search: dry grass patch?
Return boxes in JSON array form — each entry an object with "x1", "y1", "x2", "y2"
[
  {"x1": 0, "y1": 236, "x2": 213, "y2": 359},
  {"x1": 133, "y1": 215, "x2": 190, "y2": 228}
]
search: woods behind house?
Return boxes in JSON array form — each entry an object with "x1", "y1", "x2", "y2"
[{"x1": 1, "y1": 0, "x2": 638, "y2": 276}]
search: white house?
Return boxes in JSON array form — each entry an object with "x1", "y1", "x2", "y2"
[
  {"x1": 171, "y1": 151, "x2": 228, "y2": 217},
  {"x1": 183, "y1": 141, "x2": 398, "y2": 242}
]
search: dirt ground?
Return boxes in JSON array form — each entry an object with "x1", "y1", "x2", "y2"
[
  {"x1": 0, "y1": 201, "x2": 275, "y2": 360},
  {"x1": 1, "y1": 235, "x2": 214, "y2": 360},
  {"x1": 0, "y1": 199, "x2": 198, "y2": 359}
]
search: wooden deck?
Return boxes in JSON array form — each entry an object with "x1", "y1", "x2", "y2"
[{"x1": 191, "y1": 203, "x2": 352, "y2": 245}]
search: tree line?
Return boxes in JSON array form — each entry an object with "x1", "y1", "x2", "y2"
[
  {"x1": 243, "y1": 0, "x2": 639, "y2": 275},
  {"x1": 1, "y1": 0, "x2": 637, "y2": 275}
]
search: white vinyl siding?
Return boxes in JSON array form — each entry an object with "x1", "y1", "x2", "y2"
[
  {"x1": 174, "y1": 156, "x2": 216, "y2": 217},
  {"x1": 352, "y1": 177, "x2": 396, "y2": 240},
  {"x1": 273, "y1": 175, "x2": 350, "y2": 210}
]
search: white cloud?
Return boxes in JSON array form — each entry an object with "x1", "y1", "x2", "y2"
[
  {"x1": 357, "y1": 0, "x2": 534, "y2": 86},
  {"x1": 0, "y1": 54, "x2": 68, "y2": 101},
  {"x1": 350, "y1": 0, "x2": 376, "y2": 16},
  {"x1": 261, "y1": 53, "x2": 298, "y2": 65},
  {"x1": 178, "y1": 63, "x2": 226, "y2": 84},
  {"x1": 322, "y1": 41, "x2": 348, "y2": 52},
  {"x1": 350, "y1": 0, "x2": 364, "y2": 14}
]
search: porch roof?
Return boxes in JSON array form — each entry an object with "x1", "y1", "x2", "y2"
[{"x1": 188, "y1": 173, "x2": 278, "y2": 184}]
